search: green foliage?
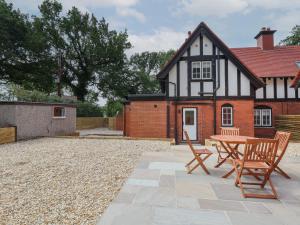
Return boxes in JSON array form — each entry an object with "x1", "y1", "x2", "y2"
[
  {"x1": 76, "y1": 101, "x2": 103, "y2": 117},
  {"x1": 34, "y1": 0, "x2": 131, "y2": 101},
  {"x1": 280, "y1": 25, "x2": 300, "y2": 46},
  {"x1": 103, "y1": 100, "x2": 123, "y2": 117},
  {"x1": 0, "y1": 0, "x2": 56, "y2": 93}
]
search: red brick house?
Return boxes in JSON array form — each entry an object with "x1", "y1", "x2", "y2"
[{"x1": 124, "y1": 22, "x2": 300, "y2": 144}]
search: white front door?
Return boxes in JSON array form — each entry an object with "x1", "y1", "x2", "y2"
[{"x1": 183, "y1": 108, "x2": 197, "y2": 141}]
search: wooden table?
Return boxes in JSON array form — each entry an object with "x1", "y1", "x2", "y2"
[{"x1": 210, "y1": 135, "x2": 257, "y2": 178}]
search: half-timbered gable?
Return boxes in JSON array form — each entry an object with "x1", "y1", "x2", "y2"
[{"x1": 157, "y1": 22, "x2": 264, "y2": 99}]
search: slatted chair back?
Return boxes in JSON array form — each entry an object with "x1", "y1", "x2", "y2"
[
  {"x1": 221, "y1": 127, "x2": 240, "y2": 136},
  {"x1": 184, "y1": 131, "x2": 196, "y2": 156},
  {"x1": 274, "y1": 131, "x2": 291, "y2": 157},
  {"x1": 243, "y1": 138, "x2": 278, "y2": 166}
]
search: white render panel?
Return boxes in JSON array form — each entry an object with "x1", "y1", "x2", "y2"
[
  {"x1": 216, "y1": 59, "x2": 225, "y2": 96},
  {"x1": 277, "y1": 78, "x2": 285, "y2": 98},
  {"x1": 203, "y1": 35, "x2": 213, "y2": 55},
  {"x1": 240, "y1": 72, "x2": 250, "y2": 96},
  {"x1": 203, "y1": 82, "x2": 213, "y2": 96},
  {"x1": 266, "y1": 78, "x2": 274, "y2": 99},
  {"x1": 190, "y1": 37, "x2": 200, "y2": 56},
  {"x1": 287, "y1": 78, "x2": 296, "y2": 98},
  {"x1": 256, "y1": 88, "x2": 264, "y2": 99},
  {"x1": 191, "y1": 82, "x2": 200, "y2": 96},
  {"x1": 180, "y1": 61, "x2": 188, "y2": 96},
  {"x1": 298, "y1": 87, "x2": 300, "y2": 99},
  {"x1": 183, "y1": 51, "x2": 187, "y2": 57},
  {"x1": 168, "y1": 65, "x2": 177, "y2": 97},
  {"x1": 228, "y1": 61, "x2": 237, "y2": 96}
]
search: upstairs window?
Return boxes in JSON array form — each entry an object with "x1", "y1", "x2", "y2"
[
  {"x1": 221, "y1": 104, "x2": 233, "y2": 127},
  {"x1": 202, "y1": 61, "x2": 212, "y2": 79},
  {"x1": 53, "y1": 106, "x2": 66, "y2": 118},
  {"x1": 192, "y1": 62, "x2": 201, "y2": 79},
  {"x1": 192, "y1": 61, "x2": 212, "y2": 80},
  {"x1": 254, "y1": 107, "x2": 272, "y2": 127}
]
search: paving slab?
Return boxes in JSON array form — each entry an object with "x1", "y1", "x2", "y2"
[{"x1": 97, "y1": 146, "x2": 300, "y2": 225}]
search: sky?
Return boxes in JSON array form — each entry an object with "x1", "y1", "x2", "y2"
[{"x1": 8, "y1": 0, "x2": 300, "y2": 55}]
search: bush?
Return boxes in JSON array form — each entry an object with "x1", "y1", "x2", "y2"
[
  {"x1": 76, "y1": 102, "x2": 104, "y2": 117},
  {"x1": 103, "y1": 100, "x2": 123, "y2": 117}
]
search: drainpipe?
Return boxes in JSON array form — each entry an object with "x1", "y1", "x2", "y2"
[
  {"x1": 168, "y1": 82, "x2": 178, "y2": 144},
  {"x1": 213, "y1": 49, "x2": 221, "y2": 134}
]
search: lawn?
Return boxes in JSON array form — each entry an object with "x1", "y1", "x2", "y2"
[{"x1": 0, "y1": 138, "x2": 170, "y2": 224}]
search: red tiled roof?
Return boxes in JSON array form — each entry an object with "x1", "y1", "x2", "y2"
[
  {"x1": 291, "y1": 70, "x2": 300, "y2": 88},
  {"x1": 231, "y1": 46, "x2": 300, "y2": 78}
]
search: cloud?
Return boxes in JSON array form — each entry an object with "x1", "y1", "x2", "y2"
[
  {"x1": 127, "y1": 28, "x2": 187, "y2": 55},
  {"x1": 116, "y1": 7, "x2": 146, "y2": 23},
  {"x1": 8, "y1": 0, "x2": 145, "y2": 22},
  {"x1": 177, "y1": 0, "x2": 300, "y2": 17},
  {"x1": 177, "y1": 0, "x2": 248, "y2": 17}
]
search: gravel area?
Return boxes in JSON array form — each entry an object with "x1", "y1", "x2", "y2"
[{"x1": 0, "y1": 138, "x2": 170, "y2": 225}]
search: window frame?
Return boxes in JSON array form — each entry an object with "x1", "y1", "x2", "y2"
[
  {"x1": 254, "y1": 107, "x2": 272, "y2": 127},
  {"x1": 53, "y1": 106, "x2": 66, "y2": 119},
  {"x1": 221, "y1": 105, "x2": 233, "y2": 127},
  {"x1": 191, "y1": 61, "x2": 201, "y2": 80},
  {"x1": 191, "y1": 61, "x2": 212, "y2": 80},
  {"x1": 201, "y1": 61, "x2": 212, "y2": 80}
]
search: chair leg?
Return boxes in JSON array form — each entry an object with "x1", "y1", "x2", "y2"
[
  {"x1": 275, "y1": 166, "x2": 291, "y2": 179},
  {"x1": 185, "y1": 158, "x2": 196, "y2": 167},
  {"x1": 187, "y1": 163, "x2": 200, "y2": 174}
]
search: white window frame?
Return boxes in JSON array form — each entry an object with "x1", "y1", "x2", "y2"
[
  {"x1": 221, "y1": 106, "x2": 233, "y2": 127},
  {"x1": 192, "y1": 61, "x2": 201, "y2": 79},
  {"x1": 191, "y1": 61, "x2": 212, "y2": 80},
  {"x1": 254, "y1": 108, "x2": 272, "y2": 127},
  {"x1": 202, "y1": 61, "x2": 212, "y2": 79},
  {"x1": 53, "y1": 106, "x2": 66, "y2": 119}
]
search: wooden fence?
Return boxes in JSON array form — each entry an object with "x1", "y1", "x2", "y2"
[
  {"x1": 0, "y1": 127, "x2": 16, "y2": 144},
  {"x1": 275, "y1": 115, "x2": 300, "y2": 140},
  {"x1": 76, "y1": 116, "x2": 123, "y2": 130}
]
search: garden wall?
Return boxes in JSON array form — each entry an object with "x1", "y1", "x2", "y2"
[{"x1": 76, "y1": 116, "x2": 123, "y2": 130}]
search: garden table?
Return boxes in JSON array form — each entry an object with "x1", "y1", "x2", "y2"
[{"x1": 210, "y1": 135, "x2": 257, "y2": 178}]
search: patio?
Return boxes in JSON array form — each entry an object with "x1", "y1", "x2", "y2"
[{"x1": 97, "y1": 145, "x2": 300, "y2": 225}]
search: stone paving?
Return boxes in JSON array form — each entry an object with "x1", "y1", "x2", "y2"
[{"x1": 97, "y1": 145, "x2": 300, "y2": 225}]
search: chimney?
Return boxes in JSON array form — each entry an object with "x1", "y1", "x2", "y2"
[{"x1": 254, "y1": 27, "x2": 276, "y2": 50}]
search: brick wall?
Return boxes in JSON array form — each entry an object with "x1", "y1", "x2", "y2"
[
  {"x1": 254, "y1": 101, "x2": 300, "y2": 138},
  {"x1": 124, "y1": 101, "x2": 167, "y2": 138},
  {"x1": 216, "y1": 99, "x2": 255, "y2": 137}
]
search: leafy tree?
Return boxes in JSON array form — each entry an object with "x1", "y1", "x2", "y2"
[
  {"x1": 34, "y1": 0, "x2": 131, "y2": 101},
  {"x1": 280, "y1": 25, "x2": 300, "y2": 46},
  {"x1": 104, "y1": 100, "x2": 123, "y2": 117},
  {"x1": 0, "y1": 0, "x2": 56, "y2": 93}
]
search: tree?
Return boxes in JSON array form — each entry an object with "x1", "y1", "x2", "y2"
[
  {"x1": 280, "y1": 25, "x2": 300, "y2": 46},
  {"x1": 0, "y1": 0, "x2": 56, "y2": 92},
  {"x1": 127, "y1": 50, "x2": 175, "y2": 94},
  {"x1": 34, "y1": 0, "x2": 131, "y2": 101}
]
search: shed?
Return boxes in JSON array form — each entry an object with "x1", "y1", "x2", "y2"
[{"x1": 0, "y1": 101, "x2": 76, "y2": 140}]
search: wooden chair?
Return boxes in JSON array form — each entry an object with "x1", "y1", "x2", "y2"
[
  {"x1": 215, "y1": 127, "x2": 240, "y2": 164},
  {"x1": 273, "y1": 131, "x2": 292, "y2": 179},
  {"x1": 184, "y1": 131, "x2": 213, "y2": 175},
  {"x1": 233, "y1": 138, "x2": 279, "y2": 199}
]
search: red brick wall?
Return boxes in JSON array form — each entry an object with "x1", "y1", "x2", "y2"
[
  {"x1": 124, "y1": 101, "x2": 167, "y2": 138},
  {"x1": 216, "y1": 99, "x2": 255, "y2": 137},
  {"x1": 254, "y1": 101, "x2": 300, "y2": 138},
  {"x1": 174, "y1": 101, "x2": 214, "y2": 144}
]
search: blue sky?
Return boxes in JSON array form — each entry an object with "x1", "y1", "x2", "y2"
[{"x1": 9, "y1": 0, "x2": 300, "y2": 55}]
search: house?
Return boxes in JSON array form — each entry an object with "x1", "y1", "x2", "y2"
[
  {"x1": 123, "y1": 22, "x2": 300, "y2": 144},
  {"x1": 0, "y1": 101, "x2": 76, "y2": 140}
]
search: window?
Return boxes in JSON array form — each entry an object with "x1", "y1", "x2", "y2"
[
  {"x1": 202, "y1": 61, "x2": 212, "y2": 79},
  {"x1": 192, "y1": 61, "x2": 212, "y2": 80},
  {"x1": 296, "y1": 61, "x2": 300, "y2": 69},
  {"x1": 53, "y1": 107, "x2": 66, "y2": 118},
  {"x1": 254, "y1": 107, "x2": 272, "y2": 127},
  {"x1": 222, "y1": 105, "x2": 233, "y2": 127},
  {"x1": 185, "y1": 110, "x2": 195, "y2": 125},
  {"x1": 192, "y1": 62, "x2": 201, "y2": 79}
]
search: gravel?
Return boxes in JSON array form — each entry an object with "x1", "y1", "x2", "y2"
[{"x1": 0, "y1": 138, "x2": 170, "y2": 225}]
